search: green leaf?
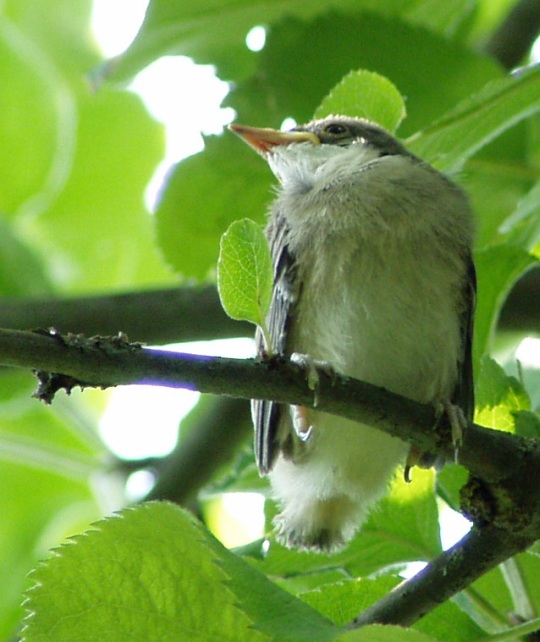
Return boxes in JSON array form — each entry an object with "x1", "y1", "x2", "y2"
[
  {"x1": 202, "y1": 522, "x2": 339, "y2": 642},
  {"x1": 156, "y1": 133, "x2": 271, "y2": 280},
  {"x1": 344, "y1": 467, "x2": 442, "y2": 576},
  {"x1": 218, "y1": 218, "x2": 272, "y2": 334},
  {"x1": 413, "y1": 594, "x2": 487, "y2": 642},
  {"x1": 24, "y1": 503, "x2": 269, "y2": 642},
  {"x1": 523, "y1": 371, "x2": 540, "y2": 415},
  {"x1": 463, "y1": 156, "x2": 533, "y2": 250},
  {"x1": 24, "y1": 502, "x2": 338, "y2": 642},
  {"x1": 110, "y1": 0, "x2": 430, "y2": 82},
  {"x1": 462, "y1": 551, "x2": 540, "y2": 631},
  {"x1": 300, "y1": 577, "x2": 400, "y2": 626},
  {"x1": 28, "y1": 87, "x2": 172, "y2": 292},
  {"x1": 513, "y1": 410, "x2": 540, "y2": 439},
  {"x1": 301, "y1": 575, "x2": 485, "y2": 641},
  {"x1": 336, "y1": 624, "x2": 437, "y2": 641},
  {"x1": 473, "y1": 246, "x2": 537, "y2": 362},
  {"x1": 0, "y1": 399, "x2": 104, "y2": 642},
  {"x1": 4, "y1": 0, "x2": 99, "y2": 74},
  {"x1": 229, "y1": 11, "x2": 500, "y2": 135},
  {"x1": 315, "y1": 70, "x2": 406, "y2": 132},
  {"x1": 0, "y1": 219, "x2": 52, "y2": 296},
  {"x1": 475, "y1": 355, "x2": 530, "y2": 432},
  {"x1": 499, "y1": 181, "x2": 540, "y2": 251},
  {"x1": 407, "y1": 66, "x2": 540, "y2": 172},
  {"x1": 404, "y1": 0, "x2": 473, "y2": 37},
  {"x1": 0, "y1": 17, "x2": 75, "y2": 217},
  {"x1": 436, "y1": 464, "x2": 469, "y2": 513}
]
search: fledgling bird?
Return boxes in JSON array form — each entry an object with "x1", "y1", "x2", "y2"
[{"x1": 230, "y1": 115, "x2": 476, "y2": 552}]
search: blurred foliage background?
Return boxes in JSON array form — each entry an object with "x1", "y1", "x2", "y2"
[{"x1": 1, "y1": 0, "x2": 540, "y2": 639}]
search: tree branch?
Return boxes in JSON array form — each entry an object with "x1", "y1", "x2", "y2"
[
  {"x1": 349, "y1": 526, "x2": 535, "y2": 628},
  {"x1": 0, "y1": 327, "x2": 535, "y2": 487},
  {"x1": 2, "y1": 326, "x2": 539, "y2": 629},
  {"x1": 0, "y1": 286, "x2": 250, "y2": 344},
  {"x1": 0, "y1": 270, "x2": 537, "y2": 349}
]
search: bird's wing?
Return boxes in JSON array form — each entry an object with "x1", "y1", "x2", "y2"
[
  {"x1": 452, "y1": 252, "x2": 477, "y2": 422},
  {"x1": 252, "y1": 212, "x2": 300, "y2": 474}
]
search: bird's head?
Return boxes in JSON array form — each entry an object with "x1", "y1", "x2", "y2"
[{"x1": 229, "y1": 116, "x2": 408, "y2": 187}]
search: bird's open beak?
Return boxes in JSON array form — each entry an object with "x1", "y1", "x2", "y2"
[{"x1": 229, "y1": 123, "x2": 320, "y2": 154}]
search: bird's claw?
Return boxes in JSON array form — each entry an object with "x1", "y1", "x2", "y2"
[
  {"x1": 290, "y1": 353, "x2": 336, "y2": 407},
  {"x1": 404, "y1": 400, "x2": 467, "y2": 481},
  {"x1": 290, "y1": 404, "x2": 313, "y2": 441},
  {"x1": 436, "y1": 400, "x2": 468, "y2": 463}
]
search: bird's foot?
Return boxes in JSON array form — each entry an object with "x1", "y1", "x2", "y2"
[
  {"x1": 436, "y1": 400, "x2": 468, "y2": 463},
  {"x1": 404, "y1": 400, "x2": 467, "y2": 481},
  {"x1": 290, "y1": 353, "x2": 336, "y2": 407},
  {"x1": 404, "y1": 447, "x2": 419, "y2": 483}
]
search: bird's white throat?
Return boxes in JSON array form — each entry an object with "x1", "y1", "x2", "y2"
[{"x1": 267, "y1": 142, "x2": 383, "y2": 194}]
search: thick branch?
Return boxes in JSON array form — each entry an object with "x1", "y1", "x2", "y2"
[
  {"x1": 0, "y1": 327, "x2": 535, "y2": 487},
  {"x1": 0, "y1": 286, "x2": 250, "y2": 344},
  {"x1": 350, "y1": 526, "x2": 534, "y2": 628},
  {"x1": 0, "y1": 271, "x2": 537, "y2": 348}
]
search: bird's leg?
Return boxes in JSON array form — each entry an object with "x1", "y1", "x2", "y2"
[
  {"x1": 290, "y1": 352, "x2": 336, "y2": 408},
  {"x1": 403, "y1": 448, "x2": 420, "y2": 483},
  {"x1": 404, "y1": 400, "x2": 467, "y2": 482},
  {"x1": 438, "y1": 399, "x2": 468, "y2": 463},
  {"x1": 289, "y1": 353, "x2": 336, "y2": 447}
]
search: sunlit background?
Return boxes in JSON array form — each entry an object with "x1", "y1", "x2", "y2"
[
  {"x1": 91, "y1": 0, "x2": 266, "y2": 547},
  {"x1": 90, "y1": 0, "x2": 540, "y2": 554},
  {"x1": 90, "y1": 0, "x2": 243, "y2": 462}
]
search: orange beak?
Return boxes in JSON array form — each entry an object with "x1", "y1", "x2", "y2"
[{"x1": 229, "y1": 123, "x2": 320, "y2": 154}]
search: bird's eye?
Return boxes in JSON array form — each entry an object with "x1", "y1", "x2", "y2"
[{"x1": 324, "y1": 123, "x2": 348, "y2": 136}]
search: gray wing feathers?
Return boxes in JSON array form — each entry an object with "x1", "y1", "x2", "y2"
[
  {"x1": 252, "y1": 213, "x2": 299, "y2": 474},
  {"x1": 452, "y1": 252, "x2": 476, "y2": 422}
]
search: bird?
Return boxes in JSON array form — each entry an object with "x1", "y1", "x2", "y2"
[{"x1": 229, "y1": 115, "x2": 476, "y2": 552}]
